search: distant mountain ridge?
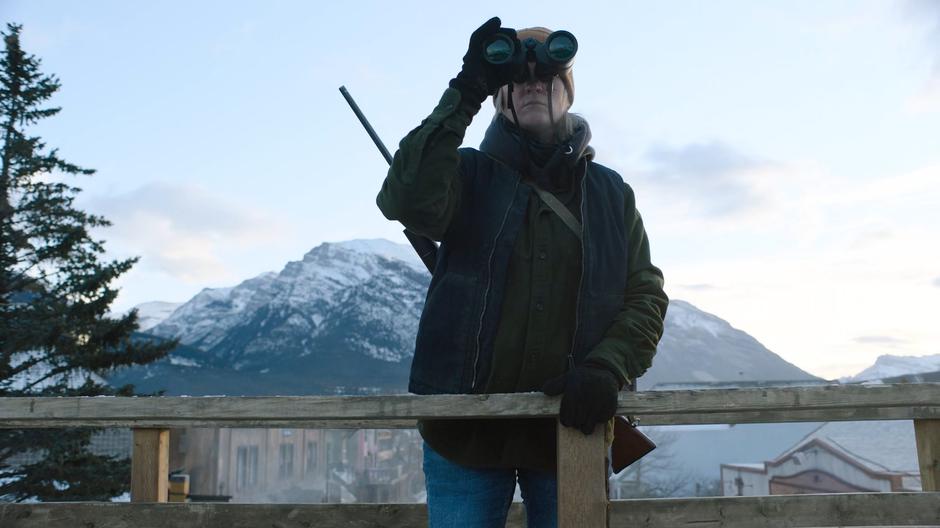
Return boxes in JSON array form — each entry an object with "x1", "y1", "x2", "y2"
[
  {"x1": 840, "y1": 353, "x2": 940, "y2": 383},
  {"x1": 111, "y1": 239, "x2": 820, "y2": 395},
  {"x1": 645, "y1": 299, "x2": 819, "y2": 389},
  {"x1": 151, "y1": 239, "x2": 424, "y2": 364},
  {"x1": 131, "y1": 301, "x2": 183, "y2": 331}
]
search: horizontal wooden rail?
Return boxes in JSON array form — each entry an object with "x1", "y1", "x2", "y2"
[
  {"x1": 3, "y1": 493, "x2": 939, "y2": 527},
  {"x1": 2, "y1": 383, "x2": 940, "y2": 428},
  {"x1": 609, "y1": 492, "x2": 940, "y2": 527}
]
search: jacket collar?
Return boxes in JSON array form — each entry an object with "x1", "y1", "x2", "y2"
[{"x1": 479, "y1": 114, "x2": 595, "y2": 192}]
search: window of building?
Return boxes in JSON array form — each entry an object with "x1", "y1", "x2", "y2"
[
  {"x1": 279, "y1": 443, "x2": 294, "y2": 479},
  {"x1": 236, "y1": 445, "x2": 259, "y2": 490},
  {"x1": 306, "y1": 441, "x2": 318, "y2": 475}
]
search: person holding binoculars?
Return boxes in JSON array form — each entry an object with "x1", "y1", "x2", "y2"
[{"x1": 377, "y1": 17, "x2": 668, "y2": 528}]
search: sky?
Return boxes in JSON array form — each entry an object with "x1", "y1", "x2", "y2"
[{"x1": 3, "y1": 1, "x2": 939, "y2": 380}]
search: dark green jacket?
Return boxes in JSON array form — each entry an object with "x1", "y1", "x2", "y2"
[{"x1": 376, "y1": 87, "x2": 668, "y2": 471}]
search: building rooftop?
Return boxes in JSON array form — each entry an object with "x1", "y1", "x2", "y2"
[{"x1": 778, "y1": 420, "x2": 919, "y2": 474}]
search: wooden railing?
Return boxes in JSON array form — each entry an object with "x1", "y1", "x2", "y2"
[{"x1": 1, "y1": 383, "x2": 940, "y2": 527}]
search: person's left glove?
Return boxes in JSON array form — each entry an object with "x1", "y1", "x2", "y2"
[
  {"x1": 449, "y1": 17, "x2": 518, "y2": 104},
  {"x1": 542, "y1": 361, "x2": 621, "y2": 435}
]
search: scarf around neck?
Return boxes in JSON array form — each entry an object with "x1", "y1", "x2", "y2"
[{"x1": 479, "y1": 113, "x2": 595, "y2": 193}]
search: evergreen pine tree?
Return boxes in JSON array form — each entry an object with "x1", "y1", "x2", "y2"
[{"x1": 0, "y1": 23, "x2": 177, "y2": 501}]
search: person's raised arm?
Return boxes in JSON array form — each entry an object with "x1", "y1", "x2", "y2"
[{"x1": 376, "y1": 17, "x2": 516, "y2": 241}]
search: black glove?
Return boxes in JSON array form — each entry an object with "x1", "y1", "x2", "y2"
[
  {"x1": 542, "y1": 362, "x2": 621, "y2": 435},
  {"x1": 449, "y1": 17, "x2": 518, "y2": 104}
]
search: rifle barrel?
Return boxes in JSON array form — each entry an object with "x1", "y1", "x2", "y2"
[
  {"x1": 339, "y1": 85, "x2": 438, "y2": 273},
  {"x1": 339, "y1": 86, "x2": 393, "y2": 165}
]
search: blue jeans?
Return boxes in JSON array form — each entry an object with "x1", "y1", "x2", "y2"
[{"x1": 423, "y1": 442, "x2": 557, "y2": 528}]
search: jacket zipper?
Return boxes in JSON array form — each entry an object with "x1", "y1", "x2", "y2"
[
  {"x1": 471, "y1": 177, "x2": 522, "y2": 390},
  {"x1": 568, "y1": 159, "x2": 588, "y2": 370}
]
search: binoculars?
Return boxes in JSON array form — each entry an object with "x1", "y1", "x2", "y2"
[{"x1": 482, "y1": 30, "x2": 577, "y2": 83}]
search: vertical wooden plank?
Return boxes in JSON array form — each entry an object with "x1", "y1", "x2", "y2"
[
  {"x1": 914, "y1": 419, "x2": 940, "y2": 491},
  {"x1": 557, "y1": 421, "x2": 607, "y2": 527},
  {"x1": 131, "y1": 428, "x2": 169, "y2": 502}
]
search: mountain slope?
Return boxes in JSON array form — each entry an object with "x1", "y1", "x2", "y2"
[
  {"x1": 640, "y1": 300, "x2": 819, "y2": 389},
  {"x1": 112, "y1": 240, "x2": 426, "y2": 395},
  {"x1": 841, "y1": 353, "x2": 940, "y2": 383},
  {"x1": 112, "y1": 239, "x2": 819, "y2": 395},
  {"x1": 128, "y1": 301, "x2": 183, "y2": 331}
]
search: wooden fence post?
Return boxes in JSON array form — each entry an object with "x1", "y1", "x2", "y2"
[
  {"x1": 914, "y1": 419, "x2": 940, "y2": 491},
  {"x1": 131, "y1": 428, "x2": 169, "y2": 502},
  {"x1": 557, "y1": 421, "x2": 607, "y2": 527}
]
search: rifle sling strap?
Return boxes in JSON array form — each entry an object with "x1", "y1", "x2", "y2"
[{"x1": 527, "y1": 183, "x2": 582, "y2": 241}]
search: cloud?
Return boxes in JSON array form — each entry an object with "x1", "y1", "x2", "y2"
[
  {"x1": 676, "y1": 283, "x2": 719, "y2": 291},
  {"x1": 816, "y1": 163, "x2": 940, "y2": 210},
  {"x1": 906, "y1": 77, "x2": 940, "y2": 114},
  {"x1": 852, "y1": 336, "x2": 909, "y2": 346},
  {"x1": 848, "y1": 229, "x2": 896, "y2": 250},
  {"x1": 664, "y1": 160, "x2": 940, "y2": 379},
  {"x1": 637, "y1": 141, "x2": 778, "y2": 219},
  {"x1": 84, "y1": 182, "x2": 290, "y2": 282}
]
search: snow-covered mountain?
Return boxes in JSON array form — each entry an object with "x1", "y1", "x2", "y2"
[
  {"x1": 129, "y1": 301, "x2": 183, "y2": 331},
  {"x1": 840, "y1": 353, "x2": 940, "y2": 383},
  {"x1": 112, "y1": 239, "x2": 427, "y2": 395},
  {"x1": 150, "y1": 239, "x2": 424, "y2": 363},
  {"x1": 641, "y1": 299, "x2": 818, "y2": 389},
  {"x1": 112, "y1": 239, "x2": 819, "y2": 395}
]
